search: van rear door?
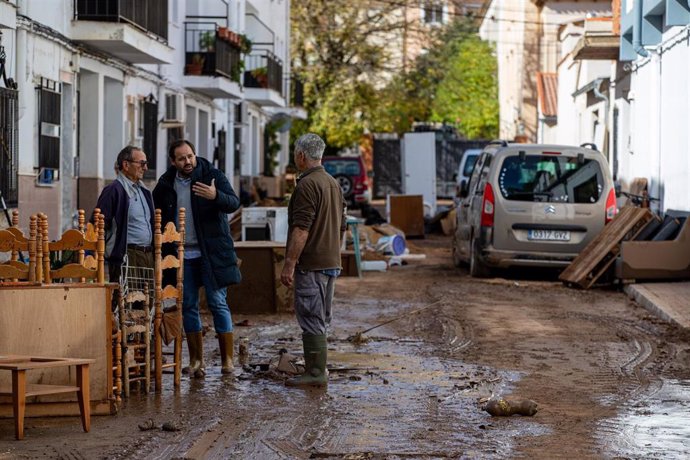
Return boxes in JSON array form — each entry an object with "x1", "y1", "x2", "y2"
[{"x1": 491, "y1": 151, "x2": 607, "y2": 254}]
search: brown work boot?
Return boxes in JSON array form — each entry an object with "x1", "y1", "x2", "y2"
[{"x1": 218, "y1": 332, "x2": 234, "y2": 375}]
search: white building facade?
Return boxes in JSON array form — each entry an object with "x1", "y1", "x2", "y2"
[
  {"x1": 617, "y1": 0, "x2": 690, "y2": 212},
  {"x1": 0, "y1": 0, "x2": 297, "y2": 236}
]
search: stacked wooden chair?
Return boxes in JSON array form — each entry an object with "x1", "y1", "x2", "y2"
[
  {"x1": 153, "y1": 208, "x2": 185, "y2": 391},
  {"x1": 0, "y1": 211, "x2": 39, "y2": 284}
]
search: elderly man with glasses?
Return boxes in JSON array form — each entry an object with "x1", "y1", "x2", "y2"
[{"x1": 95, "y1": 145, "x2": 155, "y2": 285}]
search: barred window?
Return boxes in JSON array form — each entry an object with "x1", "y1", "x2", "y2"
[
  {"x1": 0, "y1": 87, "x2": 19, "y2": 206},
  {"x1": 37, "y1": 85, "x2": 61, "y2": 172}
]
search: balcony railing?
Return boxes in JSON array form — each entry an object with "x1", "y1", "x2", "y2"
[
  {"x1": 74, "y1": 0, "x2": 168, "y2": 42},
  {"x1": 244, "y1": 50, "x2": 283, "y2": 95},
  {"x1": 184, "y1": 23, "x2": 243, "y2": 83}
]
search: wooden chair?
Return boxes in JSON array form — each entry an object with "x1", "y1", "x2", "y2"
[
  {"x1": 118, "y1": 278, "x2": 152, "y2": 397},
  {"x1": 153, "y1": 208, "x2": 185, "y2": 391},
  {"x1": 40, "y1": 210, "x2": 105, "y2": 284},
  {"x1": 0, "y1": 213, "x2": 39, "y2": 284}
]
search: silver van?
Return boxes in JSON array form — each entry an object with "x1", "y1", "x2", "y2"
[{"x1": 452, "y1": 141, "x2": 617, "y2": 277}]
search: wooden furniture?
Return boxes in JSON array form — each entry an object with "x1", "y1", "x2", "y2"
[
  {"x1": 40, "y1": 210, "x2": 105, "y2": 284},
  {"x1": 387, "y1": 194, "x2": 425, "y2": 238},
  {"x1": 229, "y1": 241, "x2": 293, "y2": 314},
  {"x1": 0, "y1": 284, "x2": 117, "y2": 417},
  {"x1": 559, "y1": 206, "x2": 655, "y2": 288},
  {"x1": 0, "y1": 355, "x2": 93, "y2": 440},
  {"x1": 119, "y1": 284, "x2": 152, "y2": 397},
  {"x1": 0, "y1": 214, "x2": 39, "y2": 284},
  {"x1": 153, "y1": 208, "x2": 185, "y2": 391}
]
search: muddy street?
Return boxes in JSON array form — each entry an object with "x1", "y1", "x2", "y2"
[{"x1": 2, "y1": 234, "x2": 690, "y2": 459}]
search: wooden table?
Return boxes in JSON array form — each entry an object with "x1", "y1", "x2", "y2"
[{"x1": 0, "y1": 355, "x2": 94, "y2": 440}]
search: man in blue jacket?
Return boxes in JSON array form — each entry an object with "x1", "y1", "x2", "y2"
[
  {"x1": 153, "y1": 139, "x2": 241, "y2": 378},
  {"x1": 95, "y1": 145, "x2": 155, "y2": 285}
]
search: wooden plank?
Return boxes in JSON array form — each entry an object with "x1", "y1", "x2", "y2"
[
  {"x1": 0, "y1": 384, "x2": 80, "y2": 397},
  {"x1": 560, "y1": 206, "x2": 653, "y2": 287}
]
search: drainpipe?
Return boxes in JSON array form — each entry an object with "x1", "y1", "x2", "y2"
[
  {"x1": 593, "y1": 78, "x2": 610, "y2": 160},
  {"x1": 633, "y1": 0, "x2": 649, "y2": 57}
]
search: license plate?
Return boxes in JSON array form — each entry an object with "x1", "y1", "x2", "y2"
[{"x1": 527, "y1": 230, "x2": 571, "y2": 241}]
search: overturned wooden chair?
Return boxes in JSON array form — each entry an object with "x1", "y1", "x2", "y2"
[
  {"x1": 0, "y1": 212, "x2": 40, "y2": 284},
  {"x1": 153, "y1": 208, "x2": 185, "y2": 391}
]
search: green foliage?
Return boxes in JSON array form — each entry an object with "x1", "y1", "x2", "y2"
[
  {"x1": 290, "y1": 4, "x2": 499, "y2": 144},
  {"x1": 264, "y1": 119, "x2": 285, "y2": 176},
  {"x1": 291, "y1": 0, "x2": 411, "y2": 148},
  {"x1": 430, "y1": 37, "x2": 498, "y2": 139},
  {"x1": 199, "y1": 31, "x2": 215, "y2": 51}
]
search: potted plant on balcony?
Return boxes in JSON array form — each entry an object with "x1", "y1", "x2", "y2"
[
  {"x1": 251, "y1": 66, "x2": 268, "y2": 88},
  {"x1": 239, "y1": 34, "x2": 252, "y2": 54},
  {"x1": 186, "y1": 53, "x2": 205, "y2": 75},
  {"x1": 199, "y1": 30, "x2": 216, "y2": 52}
]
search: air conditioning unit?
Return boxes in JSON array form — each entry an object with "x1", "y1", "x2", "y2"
[{"x1": 164, "y1": 93, "x2": 185, "y2": 123}]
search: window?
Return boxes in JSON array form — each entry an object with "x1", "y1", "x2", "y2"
[
  {"x1": 498, "y1": 155, "x2": 604, "y2": 203},
  {"x1": 142, "y1": 97, "x2": 158, "y2": 178},
  {"x1": 37, "y1": 81, "x2": 62, "y2": 181},
  {"x1": 422, "y1": 1, "x2": 444, "y2": 24},
  {"x1": 0, "y1": 86, "x2": 19, "y2": 207}
]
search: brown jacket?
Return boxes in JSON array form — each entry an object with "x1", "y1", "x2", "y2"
[{"x1": 288, "y1": 165, "x2": 346, "y2": 270}]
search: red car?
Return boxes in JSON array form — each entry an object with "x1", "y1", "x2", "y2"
[{"x1": 322, "y1": 155, "x2": 371, "y2": 208}]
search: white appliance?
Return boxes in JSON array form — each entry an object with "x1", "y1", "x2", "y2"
[
  {"x1": 402, "y1": 132, "x2": 437, "y2": 217},
  {"x1": 241, "y1": 207, "x2": 288, "y2": 242}
]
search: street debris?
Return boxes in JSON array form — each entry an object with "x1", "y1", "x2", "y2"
[
  {"x1": 482, "y1": 397, "x2": 538, "y2": 417},
  {"x1": 162, "y1": 421, "x2": 182, "y2": 432},
  {"x1": 138, "y1": 419, "x2": 157, "y2": 431},
  {"x1": 346, "y1": 299, "x2": 442, "y2": 343}
]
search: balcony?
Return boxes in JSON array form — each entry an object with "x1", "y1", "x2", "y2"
[
  {"x1": 182, "y1": 23, "x2": 244, "y2": 99},
  {"x1": 0, "y1": 0, "x2": 16, "y2": 30},
  {"x1": 243, "y1": 50, "x2": 285, "y2": 107},
  {"x1": 573, "y1": 17, "x2": 619, "y2": 61},
  {"x1": 72, "y1": 0, "x2": 173, "y2": 64}
]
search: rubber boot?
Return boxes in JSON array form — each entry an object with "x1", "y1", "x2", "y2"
[
  {"x1": 186, "y1": 331, "x2": 206, "y2": 378},
  {"x1": 286, "y1": 333, "x2": 328, "y2": 387},
  {"x1": 218, "y1": 332, "x2": 234, "y2": 375}
]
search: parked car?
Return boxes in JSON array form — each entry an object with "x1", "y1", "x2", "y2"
[
  {"x1": 322, "y1": 155, "x2": 370, "y2": 208},
  {"x1": 452, "y1": 141, "x2": 617, "y2": 277},
  {"x1": 455, "y1": 148, "x2": 481, "y2": 201}
]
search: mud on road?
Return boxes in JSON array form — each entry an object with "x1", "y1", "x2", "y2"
[{"x1": 2, "y1": 234, "x2": 690, "y2": 459}]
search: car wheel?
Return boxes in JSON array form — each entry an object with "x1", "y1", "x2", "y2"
[
  {"x1": 469, "y1": 237, "x2": 490, "y2": 278},
  {"x1": 333, "y1": 174, "x2": 354, "y2": 196}
]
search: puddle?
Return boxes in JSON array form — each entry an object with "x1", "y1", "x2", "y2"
[{"x1": 598, "y1": 379, "x2": 690, "y2": 458}]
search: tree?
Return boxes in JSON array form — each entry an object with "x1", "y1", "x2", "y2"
[
  {"x1": 291, "y1": 0, "x2": 414, "y2": 148},
  {"x1": 369, "y1": 18, "x2": 492, "y2": 136},
  {"x1": 431, "y1": 36, "x2": 498, "y2": 139}
]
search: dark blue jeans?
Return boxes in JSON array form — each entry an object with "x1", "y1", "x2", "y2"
[{"x1": 183, "y1": 257, "x2": 232, "y2": 334}]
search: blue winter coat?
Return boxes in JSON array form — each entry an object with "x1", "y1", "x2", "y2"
[{"x1": 153, "y1": 157, "x2": 241, "y2": 289}]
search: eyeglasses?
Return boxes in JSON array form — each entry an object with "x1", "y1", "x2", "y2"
[{"x1": 126, "y1": 159, "x2": 148, "y2": 167}]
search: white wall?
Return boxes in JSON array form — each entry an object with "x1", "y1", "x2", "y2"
[{"x1": 621, "y1": 26, "x2": 690, "y2": 212}]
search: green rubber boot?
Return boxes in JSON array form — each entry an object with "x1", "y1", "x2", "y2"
[{"x1": 286, "y1": 333, "x2": 328, "y2": 387}]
